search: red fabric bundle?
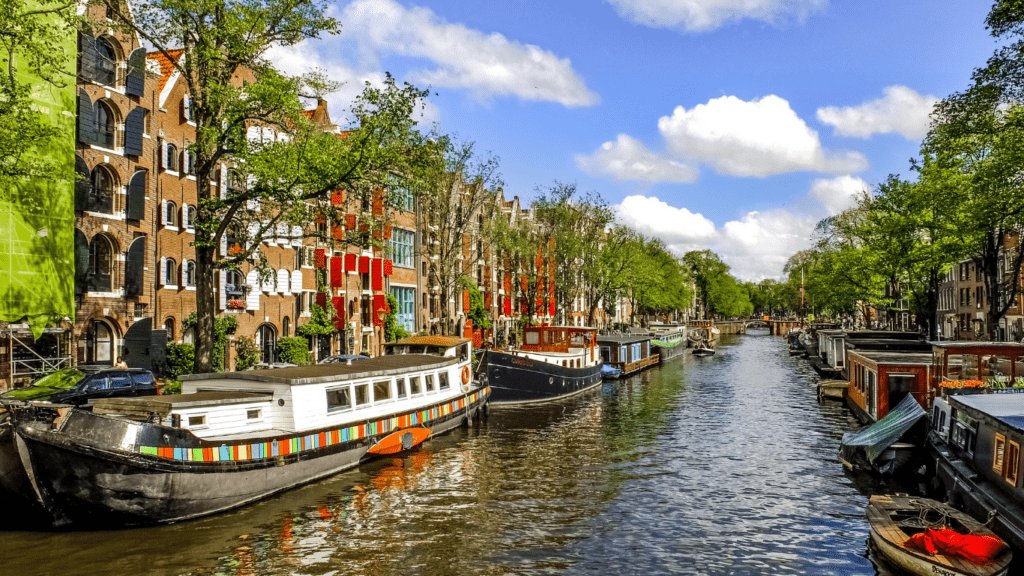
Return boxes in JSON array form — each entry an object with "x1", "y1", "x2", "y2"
[{"x1": 904, "y1": 528, "x2": 1008, "y2": 564}]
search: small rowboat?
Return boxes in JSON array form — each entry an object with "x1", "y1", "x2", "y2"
[
  {"x1": 867, "y1": 495, "x2": 1012, "y2": 576},
  {"x1": 692, "y1": 342, "x2": 715, "y2": 356},
  {"x1": 365, "y1": 427, "x2": 432, "y2": 456}
]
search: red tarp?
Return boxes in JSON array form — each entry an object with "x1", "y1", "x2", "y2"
[
  {"x1": 904, "y1": 529, "x2": 1009, "y2": 564},
  {"x1": 330, "y1": 256, "x2": 344, "y2": 287}
]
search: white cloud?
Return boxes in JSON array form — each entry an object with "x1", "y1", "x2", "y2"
[
  {"x1": 575, "y1": 135, "x2": 699, "y2": 183},
  {"x1": 717, "y1": 210, "x2": 817, "y2": 280},
  {"x1": 614, "y1": 195, "x2": 717, "y2": 245},
  {"x1": 809, "y1": 175, "x2": 869, "y2": 215},
  {"x1": 816, "y1": 85, "x2": 939, "y2": 139},
  {"x1": 657, "y1": 94, "x2": 868, "y2": 177},
  {"x1": 266, "y1": 42, "x2": 442, "y2": 127},
  {"x1": 605, "y1": 0, "x2": 825, "y2": 32},
  {"x1": 338, "y1": 0, "x2": 599, "y2": 107}
]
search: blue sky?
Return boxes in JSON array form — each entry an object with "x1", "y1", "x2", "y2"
[{"x1": 268, "y1": 0, "x2": 1000, "y2": 280}]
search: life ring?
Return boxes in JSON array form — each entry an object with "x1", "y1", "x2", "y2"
[{"x1": 461, "y1": 366, "x2": 471, "y2": 385}]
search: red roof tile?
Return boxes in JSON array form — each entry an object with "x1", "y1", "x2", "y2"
[{"x1": 147, "y1": 49, "x2": 183, "y2": 92}]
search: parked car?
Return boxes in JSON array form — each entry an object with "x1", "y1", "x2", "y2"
[
  {"x1": 319, "y1": 354, "x2": 369, "y2": 364},
  {"x1": 247, "y1": 362, "x2": 299, "y2": 370},
  {"x1": 0, "y1": 367, "x2": 158, "y2": 406}
]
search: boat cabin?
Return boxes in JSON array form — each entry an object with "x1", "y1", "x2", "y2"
[
  {"x1": 597, "y1": 333, "x2": 659, "y2": 376},
  {"x1": 846, "y1": 350, "x2": 933, "y2": 423},
  {"x1": 117, "y1": 336, "x2": 479, "y2": 440},
  {"x1": 943, "y1": 393, "x2": 1024, "y2": 512},
  {"x1": 931, "y1": 342, "x2": 1024, "y2": 388},
  {"x1": 512, "y1": 326, "x2": 599, "y2": 368}
]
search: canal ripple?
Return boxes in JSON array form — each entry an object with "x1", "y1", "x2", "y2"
[{"x1": 0, "y1": 332, "x2": 898, "y2": 576}]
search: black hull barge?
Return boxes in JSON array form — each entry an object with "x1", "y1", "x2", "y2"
[
  {"x1": 485, "y1": 326, "x2": 602, "y2": 405},
  {"x1": 9, "y1": 336, "x2": 488, "y2": 526}
]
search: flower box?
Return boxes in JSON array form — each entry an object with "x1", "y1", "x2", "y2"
[{"x1": 227, "y1": 299, "x2": 246, "y2": 310}]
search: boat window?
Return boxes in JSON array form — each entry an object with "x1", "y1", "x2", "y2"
[
  {"x1": 396, "y1": 378, "x2": 407, "y2": 399},
  {"x1": 525, "y1": 331, "x2": 539, "y2": 345},
  {"x1": 981, "y1": 354, "x2": 1009, "y2": 381},
  {"x1": 355, "y1": 384, "x2": 370, "y2": 406},
  {"x1": 459, "y1": 343, "x2": 470, "y2": 361},
  {"x1": 373, "y1": 380, "x2": 392, "y2": 402},
  {"x1": 1006, "y1": 440, "x2": 1021, "y2": 486},
  {"x1": 326, "y1": 387, "x2": 351, "y2": 411},
  {"x1": 947, "y1": 354, "x2": 977, "y2": 380},
  {"x1": 409, "y1": 376, "x2": 421, "y2": 395},
  {"x1": 408, "y1": 345, "x2": 426, "y2": 354},
  {"x1": 994, "y1": 433, "x2": 1006, "y2": 474},
  {"x1": 951, "y1": 410, "x2": 977, "y2": 456},
  {"x1": 188, "y1": 415, "x2": 206, "y2": 427},
  {"x1": 247, "y1": 409, "x2": 262, "y2": 420},
  {"x1": 425, "y1": 374, "x2": 435, "y2": 392},
  {"x1": 439, "y1": 372, "x2": 449, "y2": 390}
]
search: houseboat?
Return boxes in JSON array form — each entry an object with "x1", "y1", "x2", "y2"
[
  {"x1": 845, "y1": 349, "x2": 934, "y2": 424},
  {"x1": 650, "y1": 323, "x2": 688, "y2": 363},
  {"x1": 597, "y1": 333, "x2": 659, "y2": 377},
  {"x1": 4, "y1": 336, "x2": 488, "y2": 526},
  {"x1": 688, "y1": 320, "x2": 719, "y2": 345},
  {"x1": 481, "y1": 326, "x2": 603, "y2": 405}
]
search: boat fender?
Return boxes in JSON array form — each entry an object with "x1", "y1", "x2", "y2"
[
  {"x1": 461, "y1": 366, "x2": 470, "y2": 385},
  {"x1": 482, "y1": 402, "x2": 489, "y2": 418}
]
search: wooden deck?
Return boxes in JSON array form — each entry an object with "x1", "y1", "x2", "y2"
[
  {"x1": 621, "y1": 354, "x2": 660, "y2": 375},
  {"x1": 867, "y1": 494, "x2": 1011, "y2": 576}
]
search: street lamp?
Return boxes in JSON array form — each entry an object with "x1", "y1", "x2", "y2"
[{"x1": 376, "y1": 306, "x2": 387, "y2": 357}]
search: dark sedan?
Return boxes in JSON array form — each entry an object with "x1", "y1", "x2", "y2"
[{"x1": 0, "y1": 367, "x2": 158, "y2": 406}]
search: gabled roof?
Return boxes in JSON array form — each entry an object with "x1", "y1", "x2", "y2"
[{"x1": 147, "y1": 49, "x2": 183, "y2": 92}]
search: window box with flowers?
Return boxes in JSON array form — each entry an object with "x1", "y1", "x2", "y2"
[
  {"x1": 227, "y1": 299, "x2": 247, "y2": 310},
  {"x1": 940, "y1": 379, "x2": 988, "y2": 397}
]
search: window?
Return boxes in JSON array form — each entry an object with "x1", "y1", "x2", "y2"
[
  {"x1": 388, "y1": 174, "x2": 414, "y2": 212},
  {"x1": 164, "y1": 258, "x2": 178, "y2": 286},
  {"x1": 188, "y1": 415, "x2": 206, "y2": 427},
  {"x1": 361, "y1": 294, "x2": 371, "y2": 326},
  {"x1": 226, "y1": 270, "x2": 245, "y2": 298},
  {"x1": 89, "y1": 166, "x2": 115, "y2": 214},
  {"x1": 409, "y1": 376, "x2": 421, "y2": 395},
  {"x1": 439, "y1": 372, "x2": 450, "y2": 390},
  {"x1": 164, "y1": 317, "x2": 175, "y2": 341},
  {"x1": 425, "y1": 374, "x2": 435, "y2": 392},
  {"x1": 183, "y1": 260, "x2": 196, "y2": 287},
  {"x1": 95, "y1": 37, "x2": 118, "y2": 86},
  {"x1": 165, "y1": 143, "x2": 178, "y2": 172},
  {"x1": 390, "y1": 287, "x2": 415, "y2": 333},
  {"x1": 88, "y1": 234, "x2": 114, "y2": 292},
  {"x1": 247, "y1": 409, "x2": 262, "y2": 420},
  {"x1": 373, "y1": 380, "x2": 392, "y2": 402},
  {"x1": 326, "y1": 387, "x2": 351, "y2": 411},
  {"x1": 994, "y1": 433, "x2": 1006, "y2": 474},
  {"x1": 185, "y1": 205, "x2": 196, "y2": 230},
  {"x1": 396, "y1": 378, "x2": 407, "y2": 399},
  {"x1": 282, "y1": 316, "x2": 290, "y2": 338},
  {"x1": 165, "y1": 201, "x2": 178, "y2": 227},
  {"x1": 355, "y1": 383, "x2": 370, "y2": 406},
  {"x1": 389, "y1": 229, "x2": 415, "y2": 267},
  {"x1": 1007, "y1": 441, "x2": 1021, "y2": 486},
  {"x1": 110, "y1": 373, "x2": 131, "y2": 388},
  {"x1": 94, "y1": 100, "x2": 117, "y2": 148},
  {"x1": 257, "y1": 324, "x2": 277, "y2": 364}
]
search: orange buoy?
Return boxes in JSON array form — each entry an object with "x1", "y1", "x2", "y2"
[
  {"x1": 366, "y1": 427, "x2": 431, "y2": 456},
  {"x1": 461, "y1": 365, "x2": 471, "y2": 385}
]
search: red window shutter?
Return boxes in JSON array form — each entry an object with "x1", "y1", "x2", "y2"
[
  {"x1": 549, "y1": 299, "x2": 555, "y2": 317},
  {"x1": 344, "y1": 253, "x2": 356, "y2": 273},
  {"x1": 331, "y1": 190, "x2": 343, "y2": 205},
  {"x1": 332, "y1": 296, "x2": 345, "y2": 329},
  {"x1": 503, "y1": 297, "x2": 511, "y2": 316},
  {"x1": 485, "y1": 292, "x2": 492, "y2": 308},
  {"x1": 371, "y1": 259, "x2": 383, "y2": 291},
  {"x1": 316, "y1": 292, "x2": 327, "y2": 310},
  {"x1": 549, "y1": 279, "x2": 555, "y2": 295},
  {"x1": 537, "y1": 297, "x2": 543, "y2": 310},
  {"x1": 521, "y1": 301, "x2": 528, "y2": 314},
  {"x1": 345, "y1": 214, "x2": 356, "y2": 229},
  {"x1": 384, "y1": 223, "x2": 392, "y2": 239},
  {"x1": 330, "y1": 256, "x2": 344, "y2": 287},
  {"x1": 358, "y1": 255, "x2": 370, "y2": 273},
  {"x1": 314, "y1": 249, "x2": 326, "y2": 269},
  {"x1": 372, "y1": 190, "x2": 384, "y2": 216},
  {"x1": 521, "y1": 275, "x2": 527, "y2": 292},
  {"x1": 463, "y1": 289, "x2": 470, "y2": 313},
  {"x1": 332, "y1": 225, "x2": 344, "y2": 240},
  {"x1": 372, "y1": 294, "x2": 388, "y2": 326},
  {"x1": 383, "y1": 259, "x2": 393, "y2": 276},
  {"x1": 463, "y1": 320, "x2": 473, "y2": 339},
  {"x1": 504, "y1": 274, "x2": 511, "y2": 292},
  {"x1": 314, "y1": 214, "x2": 325, "y2": 225}
]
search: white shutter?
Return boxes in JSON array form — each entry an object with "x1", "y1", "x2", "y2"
[
  {"x1": 247, "y1": 222, "x2": 260, "y2": 248},
  {"x1": 160, "y1": 200, "x2": 167, "y2": 225},
  {"x1": 159, "y1": 257, "x2": 166, "y2": 285},
  {"x1": 219, "y1": 164, "x2": 228, "y2": 200},
  {"x1": 277, "y1": 223, "x2": 289, "y2": 244},
  {"x1": 262, "y1": 269, "x2": 276, "y2": 294},
  {"x1": 219, "y1": 270, "x2": 228, "y2": 310},
  {"x1": 291, "y1": 270, "x2": 303, "y2": 294},
  {"x1": 291, "y1": 225, "x2": 302, "y2": 247},
  {"x1": 220, "y1": 233, "x2": 228, "y2": 257},
  {"x1": 262, "y1": 220, "x2": 273, "y2": 244},
  {"x1": 182, "y1": 204, "x2": 190, "y2": 228},
  {"x1": 161, "y1": 141, "x2": 167, "y2": 170},
  {"x1": 246, "y1": 270, "x2": 261, "y2": 310},
  {"x1": 278, "y1": 269, "x2": 291, "y2": 296}
]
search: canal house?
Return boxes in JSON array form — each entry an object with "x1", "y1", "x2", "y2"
[
  {"x1": 932, "y1": 392, "x2": 1024, "y2": 552},
  {"x1": 597, "y1": 334, "x2": 659, "y2": 377},
  {"x1": 846, "y1": 350, "x2": 934, "y2": 424}
]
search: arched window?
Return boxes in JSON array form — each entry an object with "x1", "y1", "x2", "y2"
[
  {"x1": 164, "y1": 258, "x2": 178, "y2": 286},
  {"x1": 94, "y1": 100, "x2": 116, "y2": 148},
  {"x1": 226, "y1": 269, "x2": 244, "y2": 298},
  {"x1": 86, "y1": 319, "x2": 115, "y2": 365},
  {"x1": 87, "y1": 234, "x2": 114, "y2": 292},
  {"x1": 184, "y1": 260, "x2": 196, "y2": 287},
  {"x1": 185, "y1": 205, "x2": 197, "y2": 229},
  {"x1": 95, "y1": 37, "x2": 118, "y2": 86},
  {"x1": 164, "y1": 317, "x2": 175, "y2": 342},
  {"x1": 257, "y1": 324, "x2": 277, "y2": 364},
  {"x1": 165, "y1": 143, "x2": 178, "y2": 172},
  {"x1": 89, "y1": 165, "x2": 115, "y2": 214},
  {"x1": 282, "y1": 316, "x2": 290, "y2": 338},
  {"x1": 165, "y1": 201, "x2": 177, "y2": 227}
]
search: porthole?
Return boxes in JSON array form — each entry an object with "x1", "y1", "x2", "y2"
[{"x1": 548, "y1": 377, "x2": 554, "y2": 384}]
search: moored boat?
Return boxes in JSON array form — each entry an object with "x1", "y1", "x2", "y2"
[
  {"x1": 482, "y1": 326, "x2": 602, "y2": 405},
  {"x1": 600, "y1": 363, "x2": 622, "y2": 379},
  {"x1": 692, "y1": 341, "x2": 715, "y2": 356},
  {"x1": 650, "y1": 324, "x2": 688, "y2": 363},
  {"x1": 867, "y1": 494, "x2": 1011, "y2": 576},
  {"x1": 597, "y1": 333, "x2": 659, "y2": 377},
  {"x1": 6, "y1": 336, "x2": 488, "y2": 526}
]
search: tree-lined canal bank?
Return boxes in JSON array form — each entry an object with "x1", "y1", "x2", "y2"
[{"x1": 0, "y1": 333, "x2": 904, "y2": 575}]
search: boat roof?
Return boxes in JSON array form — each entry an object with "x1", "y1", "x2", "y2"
[
  {"x1": 847, "y1": 350, "x2": 933, "y2": 365},
  {"x1": 932, "y1": 342, "x2": 1024, "y2": 351},
  {"x1": 597, "y1": 334, "x2": 651, "y2": 344},
  {"x1": 182, "y1": 355, "x2": 456, "y2": 386},
  {"x1": 950, "y1": 393, "x2": 1024, "y2": 433},
  {"x1": 391, "y1": 336, "x2": 469, "y2": 348}
]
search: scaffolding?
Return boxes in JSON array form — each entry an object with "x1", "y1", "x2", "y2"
[{"x1": 1, "y1": 324, "x2": 72, "y2": 389}]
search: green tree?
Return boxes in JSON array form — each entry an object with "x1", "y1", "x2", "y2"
[
  {"x1": 383, "y1": 293, "x2": 410, "y2": 342},
  {"x1": 682, "y1": 250, "x2": 729, "y2": 318},
  {"x1": 234, "y1": 336, "x2": 260, "y2": 370}
]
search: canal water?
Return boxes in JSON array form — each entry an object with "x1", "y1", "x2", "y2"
[{"x1": 1, "y1": 332, "x2": 908, "y2": 575}]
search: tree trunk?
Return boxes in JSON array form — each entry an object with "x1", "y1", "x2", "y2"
[{"x1": 193, "y1": 243, "x2": 216, "y2": 373}]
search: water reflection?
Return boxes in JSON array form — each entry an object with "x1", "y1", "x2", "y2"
[{"x1": 0, "y1": 334, "x2": 906, "y2": 576}]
